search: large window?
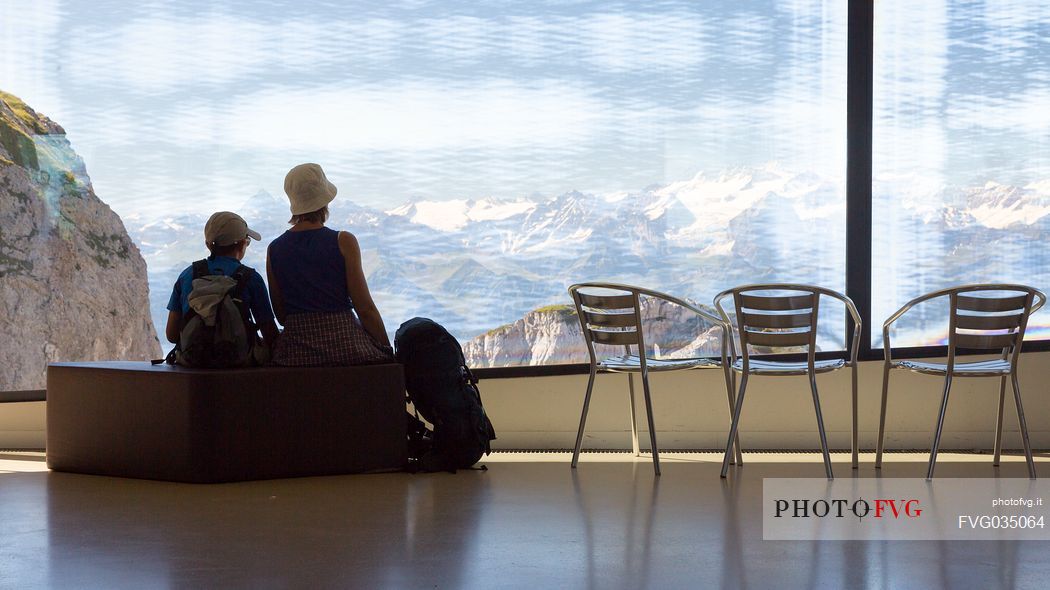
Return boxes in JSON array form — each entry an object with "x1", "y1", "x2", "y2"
[
  {"x1": 6, "y1": 1, "x2": 1047, "y2": 383},
  {"x1": 1, "y1": 0, "x2": 848, "y2": 368},
  {"x1": 873, "y1": 0, "x2": 1050, "y2": 348}
]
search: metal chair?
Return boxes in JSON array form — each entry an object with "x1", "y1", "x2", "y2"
[
  {"x1": 875, "y1": 284, "x2": 1046, "y2": 480},
  {"x1": 568, "y1": 283, "x2": 741, "y2": 476},
  {"x1": 716, "y1": 284, "x2": 861, "y2": 480}
]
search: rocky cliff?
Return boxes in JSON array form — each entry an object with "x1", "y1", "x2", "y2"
[
  {"x1": 0, "y1": 91, "x2": 159, "y2": 390},
  {"x1": 462, "y1": 296, "x2": 724, "y2": 367}
]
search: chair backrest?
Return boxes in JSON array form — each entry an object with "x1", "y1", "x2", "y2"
[
  {"x1": 947, "y1": 285, "x2": 1041, "y2": 365},
  {"x1": 723, "y1": 286, "x2": 820, "y2": 364},
  {"x1": 568, "y1": 283, "x2": 645, "y2": 368},
  {"x1": 714, "y1": 284, "x2": 863, "y2": 372}
]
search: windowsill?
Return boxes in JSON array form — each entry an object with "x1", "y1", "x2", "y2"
[{"x1": 472, "y1": 341, "x2": 1050, "y2": 379}]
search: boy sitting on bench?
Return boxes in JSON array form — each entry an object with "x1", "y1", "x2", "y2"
[{"x1": 165, "y1": 211, "x2": 279, "y2": 365}]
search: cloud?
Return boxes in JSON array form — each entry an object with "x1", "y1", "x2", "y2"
[
  {"x1": 873, "y1": 2, "x2": 949, "y2": 118},
  {"x1": 0, "y1": 0, "x2": 64, "y2": 115},
  {"x1": 55, "y1": 9, "x2": 712, "y2": 95},
  {"x1": 65, "y1": 13, "x2": 271, "y2": 92},
  {"x1": 945, "y1": 89, "x2": 1050, "y2": 132},
  {"x1": 574, "y1": 12, "x2": 708, "y2": 71},
  {"x1": 160, "y1": 79, "x2": 612, "y2": 151}
]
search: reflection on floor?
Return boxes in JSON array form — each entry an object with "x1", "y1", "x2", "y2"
[{"x1": 1, "y1": 451, "x2": 1049, "y2": 588}]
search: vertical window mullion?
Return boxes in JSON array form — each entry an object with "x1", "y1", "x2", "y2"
[{"x1": 847, "y1": 0, "x2": 875, "y2": 359}]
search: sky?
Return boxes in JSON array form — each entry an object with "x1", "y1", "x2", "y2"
[
  {"x1": 1, "y1": 0, "x2": 847, "y2": 221},
  {"x1": 874, "y1": 0, "x2": 1050, "y2": 189},
  {"x1": 4, "y1": 1, "x2": 1049, "y2": 223}
]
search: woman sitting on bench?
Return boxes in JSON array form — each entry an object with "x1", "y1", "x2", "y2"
[{"x1": 266, "y1": 163, "x2": 393, "y2": 366}]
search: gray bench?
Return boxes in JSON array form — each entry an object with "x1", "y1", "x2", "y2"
[{"x1": 46, "y1": 361, "x2": 407, "y2": 483}]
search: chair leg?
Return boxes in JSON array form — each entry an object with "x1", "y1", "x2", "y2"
[
  {"x1": 571, "y1": 368, "x2": 597, "y2": 469},
  {"x1": 1010, "y1": 373, "x2": 1036, "y2": 480},
  {"x1": 721, "y1": 373, "x2": 749, "y2": 478},
  {"x1": 875, "y1": 362, "x2": 891, "y2": 469},
  {"x1": 993, "y1": 375, "x2": 1007, "y2": 466},
  {"x1": 851, "y1": 364, "x2": 859, "y2": 470},
  {"x1": 640, "y1": 369, "x2": 660, "y2": 476},
  {"x1": 926, "y1": 375, "x2": 953, "y2": 480},
  {"x1": 722, "y1": 366, "x2": 742, "y2": 465},
  {"x1": 733, "y1": 371, "x2": 743, "y2": 465},
  {"x1": 627, "y1": 373, "x2": 640, "y2": 457},
  {"x1": 808, "y1": 374, "x2": 833, "y2": 480}
]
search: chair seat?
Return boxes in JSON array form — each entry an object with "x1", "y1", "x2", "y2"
[
  {"x1": 599, "y1": 354, "x2": 720, "y2": 372},
  {"x1": 731, "y1": 358, "x2": 846, "y2": 375},
  {"x1": 894, "y1": 358, "x2": 1011, "y2": 376}
]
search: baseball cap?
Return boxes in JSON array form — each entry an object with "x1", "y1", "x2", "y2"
[{"x1": 204, "y1": 211, "x2": 262, "y2": 246}]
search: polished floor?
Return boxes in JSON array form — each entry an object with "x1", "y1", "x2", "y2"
[{"x1": 2, "y1": 451, "x2": 1049, "y2": 589}]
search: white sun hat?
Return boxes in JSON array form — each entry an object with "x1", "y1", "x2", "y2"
[{"x1": 284, "y1": 163, "x2": 338, "y2": 215}]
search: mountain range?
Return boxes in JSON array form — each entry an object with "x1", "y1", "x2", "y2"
[{"x1": 124, "y1": 165, "x2": 1050, "y2": 364}]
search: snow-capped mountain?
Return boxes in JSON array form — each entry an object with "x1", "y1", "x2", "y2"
[
  {"x1": 964, "y1": 182, "x2": 1050, "y2": 230},
  {"x1": 126, "y1": 166, "x2": 1050, "y2": 361},
  {"x1": 386, "y1": 197, "x2": 535, "y2": 232}
]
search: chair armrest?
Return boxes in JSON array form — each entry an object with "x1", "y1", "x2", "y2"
[
  {"x1": 814, "y1": 288, "x2": 862, "y2": 367},
  {"x1": 634, "y1": 287, "x2": 724, "y2": 327},
  {"x1": 1033, "y1": 290, "x2": 1047, "y2": 315},
  {"x1": 712, "y1": 290, "x2": 738, "y2": 364},
  {"x1": 634, "y1": 286, "x2": 735, "y2": 365},
  {"x1": 882, "y1": 289, "x2": 953, "y2": 364}
]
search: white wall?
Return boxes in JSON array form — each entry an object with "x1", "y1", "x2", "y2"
[
  {"x1": 3, "y1": 351, "x2": 1049, "y2": 451},
  {"x1": 0, "y1": 402, "x2": 46, "y2": 448},
  {"x1": 481, "y1": 350, "x2": 1050, "y2": 451}
]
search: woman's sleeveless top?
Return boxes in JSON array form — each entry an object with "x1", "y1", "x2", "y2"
[{"x1": 268, "y1": 227, "x2": 354, "y2": 315}]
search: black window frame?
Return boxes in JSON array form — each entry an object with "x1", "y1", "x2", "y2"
[{"x1": 474, "y1": 0, "x2": 1050, "y2": 380}]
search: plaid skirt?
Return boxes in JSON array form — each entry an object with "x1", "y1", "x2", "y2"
[{"x1": 271, "y1": 310, "x2": 393, "y2": 367}]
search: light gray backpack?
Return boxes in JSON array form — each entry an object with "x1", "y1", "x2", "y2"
[{"x1": 173, "y1": 260, "x2": 255, "y2": 368}]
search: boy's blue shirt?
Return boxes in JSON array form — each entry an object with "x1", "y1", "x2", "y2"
[{"x1": 166, "y1": 256, "x2": 275, "y2": 326}]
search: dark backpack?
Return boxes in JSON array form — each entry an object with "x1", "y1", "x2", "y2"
[
  {"x1": 394, "y1": 317, "x2": 496, "y2": 472},
  {"x1": 171, "y1": 259, "x2": 257, "y2": 368}
]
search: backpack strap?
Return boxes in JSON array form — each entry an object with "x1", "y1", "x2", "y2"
[
  {"x1": 191, "y1": 259, "x2": 210, "y2": 279},
  {"x1": 231, "y1": 264, "x2": 253, "y2": 296},
  {"x1": 180, "y1": 260, "x2": 211, "y2": 335},
  {"x1": 461, "y1": 365, "x2": 478, "y2": 386},
  {"x1": 230, "y1": 264, "x2": 257, "y2": 331},
  {"x1": 163, "y1": 347, "x2": 179, "y2": 365}
]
